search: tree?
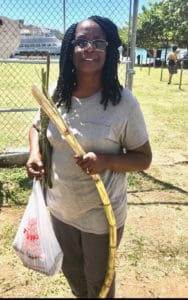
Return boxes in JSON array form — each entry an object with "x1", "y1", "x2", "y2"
[
  {"x1": 136, "y1": 0, "x2": 188, "y2": 52},
  {"x1": 161, "y1": 0, "x2": 188, "y2": 49},
  {"x1": 136, "y1": 1, "x2": 163, "y2": 50},
  {"x1": 118, "y1": 21, "x2": 130, "y2": 45}
]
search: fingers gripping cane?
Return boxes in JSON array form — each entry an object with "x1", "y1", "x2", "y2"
[{"x1": 31, "y1": 84, "x2": 117, "y2": 298}]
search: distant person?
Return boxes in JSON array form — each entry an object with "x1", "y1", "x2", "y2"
[
  {"x1": 167, "y1": 45, "x2": 179, "y2": 84},
  {"x1": 137, "y1": 54, "x2": 141, "y2": 65}
]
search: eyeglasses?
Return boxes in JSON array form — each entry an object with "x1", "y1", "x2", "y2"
[{"x1": 72, "y1": 39, "x2": 108, "y2": 50}]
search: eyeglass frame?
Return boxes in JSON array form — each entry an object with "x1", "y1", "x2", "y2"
[{"x1": 71, "y1": 38, "x2": 108, "y2": 50}]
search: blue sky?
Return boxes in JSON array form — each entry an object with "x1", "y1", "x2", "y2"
[
  {"x1": 1, "y1": 0, "x2": 160, "y2": 32},
  {"x1": 139, "y1": 0, "x2": 160, "y2": 11}
]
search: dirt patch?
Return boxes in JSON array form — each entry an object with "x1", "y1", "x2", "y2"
[
  {"x1": 115, "y1": 192, "x2": 188, "y2": 298},
  {"x1": 0, "y1": 190, "x2": 188, "y2": 298}
]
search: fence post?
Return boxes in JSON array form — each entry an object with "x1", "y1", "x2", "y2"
[
  {"x1": 148, "y1": 57, "x2": 151, "y2": 75},
  {"x1": 179, "y1": 60, "x2": 184, "y2": 90},
  {"x1": 160, "y1": 60, "x2": 165, "y2": 81},
  {"x1": 63, "y1": 0, "x2": 66, "y2": 33},
  {"x1": 126, "y1": 0, "x2": 139, "y2": 91}
]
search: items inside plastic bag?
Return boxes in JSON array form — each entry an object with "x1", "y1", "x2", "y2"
[{"x1": 13, "y1": 178, "x2": 63, "y2": 276}]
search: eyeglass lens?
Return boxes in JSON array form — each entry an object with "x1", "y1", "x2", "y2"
[{"x1": 73, "y1": 39, "x2": 108, "y2": 49}]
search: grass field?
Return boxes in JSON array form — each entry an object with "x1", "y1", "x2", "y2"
[
  {"x1": 0, "y1": 61, "x2": 59, "y2": 152},
  {"x1": 0, "y1": 65, "x2": 188, "y2": 298}
]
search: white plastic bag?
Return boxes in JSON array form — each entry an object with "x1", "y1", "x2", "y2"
[{"x1": 12, "y1": 178, "x2": 63, "y2": 276}]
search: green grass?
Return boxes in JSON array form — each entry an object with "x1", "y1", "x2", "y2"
[
  {"x1": 133, "y1": 67, "x2": 188, "y2": 166},
  {"x1": 1, "y1": 63, "x2": 188, "y2": 153},
  {"x1": 0, "y1": 167, "x2": 31, "y2": 206},
  {"x1": 0, "y1": 64, "x2": 188, "y2": 206},
  {"x1": 0, "y1": 62, "x2": 59, "y2": 108},
  {"x1": 0, "y1": 65, "x2": 188, "y2": 298},
  {"x1": 0, "y1": 62, "x2": 59, "y2": 152}
]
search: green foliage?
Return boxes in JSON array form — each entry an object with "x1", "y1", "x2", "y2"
[
  {"x1": 137, "y1": 1, "x2": 163, "y2": 49},
  {"x1": 0, "y1": 222, "x2": 15, "y2": 253},
  {"x1": 125, "y1": 227, "x2": 146, "y2": 266},
  {"x1": 136, "y1": 0, "x2": 188, "y2": 49},
  {"x1": 161, "y1": 0, "x2": 188, "y2": 48},
  {"x1": 0, "y1": 167, "x2": 31, "y2": 206},
  {"x1": 118, "y1": 24, "x2": 129, "y2": 44},
  {"x1": 127, "y1": 172, "x2": 142, "y2": 188}
]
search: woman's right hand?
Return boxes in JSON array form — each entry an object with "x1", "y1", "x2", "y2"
[{"x1": 26, "y1": 153, "x2": 45, "y2": 180}]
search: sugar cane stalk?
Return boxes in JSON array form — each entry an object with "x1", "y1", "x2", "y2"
[{"x1": 31, "y1": 84, "x2": 117, "y2": 298}]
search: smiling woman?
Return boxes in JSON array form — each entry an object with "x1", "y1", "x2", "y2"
[
  {"x1": 26, "y1": 15, "x2": 152, "y2": 298},
  {"x1": 71, "y1": 19, "x2": 107, "y2": 88}
]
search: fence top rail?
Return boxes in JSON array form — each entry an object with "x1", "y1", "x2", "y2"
[
  {"x1": 0, "y1": 58, "x2": 59, "y2": 64},
  {"x1": 0, "y1": 108, "x2": 39, "y2": 113}
]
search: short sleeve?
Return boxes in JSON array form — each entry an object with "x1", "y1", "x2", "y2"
[{"x1": 121, "y1": 101, "x2": 149, "y2": 150}]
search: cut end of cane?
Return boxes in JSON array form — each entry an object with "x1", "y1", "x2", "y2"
[
  {"x1": 31, "y1": 83, "x2": 38, "y2": 93},
  {"x1": 31, "y1": 83, "x2": 39, "y2": 96},
  {"x1": 31, "y1": 84, "x2": 43, "y2": 106}
]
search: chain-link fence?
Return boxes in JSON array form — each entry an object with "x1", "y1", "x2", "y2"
[{"x1": 0, "y1": 0, "x2": 136, "y2": 156}]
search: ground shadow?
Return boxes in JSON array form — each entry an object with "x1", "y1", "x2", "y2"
[{"x1": 140, "y1": 171, "x2": 188, "y2": 195}]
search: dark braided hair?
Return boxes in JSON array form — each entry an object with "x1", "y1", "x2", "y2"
[
  {"x1": 53, "y1": 15, "x2": 123, "y2": 111},
  {"x1": 53, "y1": 23, "x2": 77, "y2": 111}
]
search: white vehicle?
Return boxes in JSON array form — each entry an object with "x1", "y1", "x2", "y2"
[{"x1": 14, "y1": 34, "x2": 61, "y2": 56}]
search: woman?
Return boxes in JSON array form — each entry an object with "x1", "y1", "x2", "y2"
[
  {"x1": 26, "y1": 15, "x2": 152, "y2": 298},
  {"x1": 167, "y1": 45, "x2": 179, "y2": 84}
]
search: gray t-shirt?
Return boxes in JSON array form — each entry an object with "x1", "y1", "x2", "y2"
[{"x1": 34, "y1": 88, "x2": 148, "y2": 234}]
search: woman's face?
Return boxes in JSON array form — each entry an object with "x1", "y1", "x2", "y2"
[{"x1": 72, "y1": 20, "x2": 107, "y2": 75}]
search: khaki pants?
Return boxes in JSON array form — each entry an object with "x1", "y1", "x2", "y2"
[{"x1": 51, "y1": 214, "x2": 124, "y2": 298}]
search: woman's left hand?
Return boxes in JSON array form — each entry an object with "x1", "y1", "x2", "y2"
[{"x1": 74, "y1": 152, "x2": 105, "y2": 175}]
